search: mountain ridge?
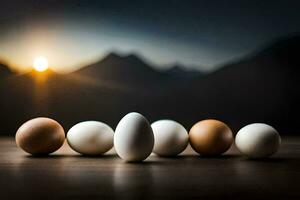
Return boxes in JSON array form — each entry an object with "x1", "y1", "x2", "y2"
[
  {"x1": 149, "y1": 35, "x2": 300, "y2": 134},
  {"x1": 0, "y1": 35, "x2": 299, "y2": 134},
  {"x1": 0, "y1": 62, "x2": 13, "y2": 79},
  {"x1": 70, "y1": 52, "x2": 201, "y2": 87}
]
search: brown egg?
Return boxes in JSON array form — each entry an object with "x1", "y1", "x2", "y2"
[
  {"x1": 189, "y1": 119, "x2": 233, "y2": 156},
  {"x1": 15, "y1": 117, "x2": 65, "y2": 155}
]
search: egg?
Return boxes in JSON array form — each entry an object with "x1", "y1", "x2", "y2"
[
  {"x1": 151, "y1": 119, "x2": 188, "y2": 156},
  {"x1": 67, "y1": 121, "x2": 114, "y2": 155},
  {"x1": 189, "y1": 119, "x2": 233, "y2": 156},
  {"x1": 15, "y1": 117, "x2": 65, "y2": 155},
  {"x1": 235, "y1": 123, "x2": 281, "y2": 158},
  {"x1": 114, "y1": 112, "x2": 154, "y2": 162}
]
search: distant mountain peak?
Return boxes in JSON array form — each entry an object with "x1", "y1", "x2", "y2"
[
  {"x1": 167, "y1": 64, "x2": 185, "y2": 71},
  {"x1": 165, "y1": 63, "x2": 202, "y2": 78},
  {"x1": 124, "y1": 53, "x2": 140, "y2": 59},
  {"x1": 271, "y1": 34, "x2": 300, "y2": 47},
  {"x1": 89, "y1": 52, "x2": 152, "y2": 71},
  {"x1": 167, "y1": 63, "x2": 201, "y2": 73},
  {"x1": 100, "y1": 52, "x2": 148, "y2": 66},
  {"x1": 100, "y1": 52, "x2": 123, "y2": 63},
  {"x1": 124, "y1": 53, "x2": 151, "y2": 66},
  {"x1": 72, "y1": 51, "x2": 165, "y2": 85},
  {"x1": 0, "y1": 62, "x2": 13, "y2": 78},
  {"x1": 256, "y1": 34, "x2": 300, "y2": 65},
  {"x1": 105, "y1": 52, "x2": 122, "y2": 59}
]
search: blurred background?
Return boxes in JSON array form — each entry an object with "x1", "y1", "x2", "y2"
[{"x1": 0, "y1": 0, "x2": 299, "y2": 135}]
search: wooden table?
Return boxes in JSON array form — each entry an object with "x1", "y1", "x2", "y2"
[{"x1": 0, "y1": 137, "x2": 299, "y2": 199}]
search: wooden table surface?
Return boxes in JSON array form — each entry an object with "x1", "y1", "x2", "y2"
[{"x1": 0, "y1": 136, "x2": 299, "y2": 200}]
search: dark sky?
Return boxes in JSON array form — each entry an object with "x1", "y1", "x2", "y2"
[{"x1": 0, "y1": 0, "x2": 300, "y2": 72}]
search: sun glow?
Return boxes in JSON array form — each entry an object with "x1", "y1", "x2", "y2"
[{"x1": 33, "y1": 56, "x2": 49, "y2": 72}]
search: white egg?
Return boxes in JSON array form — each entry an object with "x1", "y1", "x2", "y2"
[
  {"x1": 114, "y1": 112, "x2": 154, "y2": 162},
  {"x1": 235, "y1": 123, "x2": 281, "y2": 158},
  {"x1": 151, "y1": 120, "x2": 188, "y2": 156},
  {"x1": 67, "y1": 121, "x2": 114, "y2": 155}
]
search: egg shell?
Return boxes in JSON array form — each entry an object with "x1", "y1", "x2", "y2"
[
  {"x1": 15, "y1": 117, "x2": 65, "y2": 155},
  {"x1": 151, "y1": 120, "x2": 188, "y2": 156},
  {"x1": 67, "y1": 121, "x2": 114, "y2": 155},
  {"x1": 189, "y1": 119, "x2": 233, "y2": 156},
  {"x1": 114, "y1": 112, "x2": 154, "y2": 162},
  {"x1": 235, "y1": 123, "x2": 281, "y2": 158}
]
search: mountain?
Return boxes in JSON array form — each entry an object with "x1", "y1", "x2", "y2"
[
  {"x1": 72, "y1": 53, "x2": 169, "y2": 88},
  {"x1": 0, "y1": 36, "x2": 299, "y2": 135},
  {"x1": 71, "y1": 53, "x2": 201, "y2": 89},
  {"x1": 0, "y1": 52, "x2": 202, "y2": 134},
  {"x1": 164, "y1": 64, "x2": 202, "y2": 79},
  {"x1": 255, "y1": 35, "x2": 300, "y2": 67},
  {"x1": 148, "y1": 35, "x2": 300, "y2": 134},
  {"x1": 0, "y1": 68, "x2": 132, "y2": 134},
  {"x1": 0, "y1": 63, "x2": 13, "y2": 79}
]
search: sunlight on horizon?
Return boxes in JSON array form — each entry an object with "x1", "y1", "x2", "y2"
[
  {"x1": 0, "y1": 19, "x2": 217, "y2": 73},
  {"x1": 33, "y1": 56, "x2": 49, "y2": 72}
]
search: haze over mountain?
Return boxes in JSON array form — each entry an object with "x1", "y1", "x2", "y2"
[{"x1": 0, "y1": 35, "x2": 299, "y2": 135}]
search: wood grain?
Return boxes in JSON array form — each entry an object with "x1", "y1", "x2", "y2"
[{"x1": 0, "y1": 137, "x2": 299, "y2": 199}]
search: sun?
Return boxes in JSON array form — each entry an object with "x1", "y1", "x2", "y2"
[{"x1": 33, "y1": 56, "x2": 49, "y2": 72}]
